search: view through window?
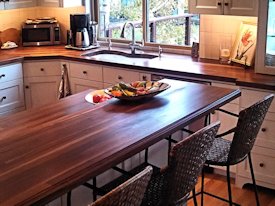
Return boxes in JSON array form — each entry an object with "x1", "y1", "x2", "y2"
[{"x1": 98, "y1": 0, "x2": 199, "y2": 47}]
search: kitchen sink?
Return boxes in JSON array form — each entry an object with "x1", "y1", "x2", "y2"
[{"x1": 82, "y1": 49, "x2": 158, "y2": 61}]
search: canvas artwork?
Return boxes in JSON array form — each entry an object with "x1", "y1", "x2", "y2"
[{"x1": 231, "y1": 22, "x2": 257, "y2": 66}]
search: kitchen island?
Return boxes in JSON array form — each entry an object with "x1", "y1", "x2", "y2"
[{"x1": 0, "y1": 79, "x2": 240, "y2": 206}]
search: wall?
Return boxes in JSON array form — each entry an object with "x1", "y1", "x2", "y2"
[
  {"x1": 199, "y1": 15, "x2": 257, "y2": 60},
  {"x1": 0, "y1": 6, "x2": 85, "y2": 44}
]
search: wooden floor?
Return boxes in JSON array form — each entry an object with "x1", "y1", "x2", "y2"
[{"x1": 187, "y1": 173, "x2": 275, "y2": 206}]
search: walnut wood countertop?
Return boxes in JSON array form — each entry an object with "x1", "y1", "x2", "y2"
[
  {"x1": 0, "y1": 79, "x2": 240, "y2": 205},
  {"x1": 0, "y1": 45, "x2": 274, "y2": 91}
]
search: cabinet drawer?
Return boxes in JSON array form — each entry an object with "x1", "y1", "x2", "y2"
[
  {"x1": 24, "y1": 61, "x2": 61, "y2": 77},
  {"x1": 0, "y1": 79, "x2": 25, "y2": 113},
  {"x1": 256, "y1": 119, "x2": 275, "y2": 149},
  {"x1": 103, "y1": 66, "x2": 140, "y2": 84},
  {"x1": 70, "y1": 62, "x2": 103, "y2": 81},
  {"x1": 0, "y1": 63, "x2": 23, "y2": 83},
  {"x1": 240, "y1": 89, "x2": 275, "y2": 112},
  {"x1": 70, "y1": 78, "x2": 104, "y2": 94}
]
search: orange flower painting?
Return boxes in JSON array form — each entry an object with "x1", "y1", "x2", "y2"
[{"x1": 231, "y1": 22, "x2": 257, "y2": 66}]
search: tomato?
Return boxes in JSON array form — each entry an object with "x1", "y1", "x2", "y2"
[
  {"x1": 93, "y1": 94, "x2": 102, "y2": 103},
  {"x1": 111, "y1": 90, "x2": 122, "y2": 97},
  {"x1": 99, "y1": 97, "x2": 109, "y2": 102}
]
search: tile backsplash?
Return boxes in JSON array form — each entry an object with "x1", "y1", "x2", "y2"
[
  {"x1": 199, "y1": 15, "x2": 257, "y2": 60},
  {"x1": 0, "y1": 6, "x2": 85, "y2": 44}
]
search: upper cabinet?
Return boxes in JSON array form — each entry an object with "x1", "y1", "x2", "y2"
[
  {"x1": 38, "y1": 0, "x2": 83, "y2": 7},
  {"x1": 0, "y1": 0, "x2": 37, "y2": 10},
  {"x1": 188, "y1": 0, "x2": 258, "y2": 16}
]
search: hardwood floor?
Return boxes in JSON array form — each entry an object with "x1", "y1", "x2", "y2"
[{"x1": 187, "y1": 173, "x2": 275, "y2": 206}]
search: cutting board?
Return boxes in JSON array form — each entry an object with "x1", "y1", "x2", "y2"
[{"x1": 0, "y1": 28, "x2": 20, "y2": 46}]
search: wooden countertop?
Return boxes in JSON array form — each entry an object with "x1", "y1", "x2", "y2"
[
  {"x1": 0, "y1": 79, "x2": 241, "y2": 205},
  {"x1": 0, "y1": 45, "x2": 274, "y2": 91}
]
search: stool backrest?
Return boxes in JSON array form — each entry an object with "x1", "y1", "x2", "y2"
[
  {"x1": 89, "y1": 166, "x2": 153, "y2": 206},
  {"x1": 228, "y1": 94, "x2": 274, "y2": 164},
  {"x1": 166, "y1": 121, "x2": 220, "y2": 205}
]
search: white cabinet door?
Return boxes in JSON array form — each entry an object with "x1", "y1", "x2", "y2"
[
  {"x1": 189, "y1": 0, "x2": 258, "y2": 16},
  {"x1": 189, "y1": 0, "x2": 223, "y2": 15},
  {"x1": 226, "y1": 0, "x2": 258, "y2": 16},
  {"x1": 38, "y1": 0, "x2": 60, "y2": 7},
  {"x1": 24, "y1": 76, "x2": 60, "y2": 109},
  {"x1": 4, "y1": 0, "x2": 36, "y2": 9},
  {"x1": 70, "y1": 78, "x2": 103, "y2": 94}
]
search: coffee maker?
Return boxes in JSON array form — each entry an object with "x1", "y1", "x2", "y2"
[{"x1": 69, "y1": 14, "x2": 90, "y2": 48}]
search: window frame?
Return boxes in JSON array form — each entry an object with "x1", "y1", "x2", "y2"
[{"x1": 90, "y1": 0, "x2": 195, "y2": 51}]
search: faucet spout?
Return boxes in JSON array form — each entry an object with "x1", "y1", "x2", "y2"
[{"x1": 120, "y1": 22, "x2": 140, "y2": 54}]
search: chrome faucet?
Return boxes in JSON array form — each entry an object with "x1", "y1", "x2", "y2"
[{"x1": 120, "y1": 22, "x2": 142, "y2": 54}]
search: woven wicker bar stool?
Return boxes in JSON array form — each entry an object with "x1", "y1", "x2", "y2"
[
  {"x1": 140, "y1": 121, "x2": 220, "y2": 206},
  {"x1": 200, "y1": 94, "x2": 274, "y2": 206},
  {"x1": 89, "y1": 166, "x2": 153, "y2": 206}
]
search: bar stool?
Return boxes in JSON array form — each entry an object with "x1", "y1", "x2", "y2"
[
  {"x1": 200, "y1": 94, "x2": 274, "y2": 206},
  {"x1": 89, "y1": 166, "x2": 153, "y2": 206}
]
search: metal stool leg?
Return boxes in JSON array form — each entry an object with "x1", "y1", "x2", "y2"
[
  {"x1": 93, "y1": 177, "x2": 97, "y2": 201},
  {"x1": 201, "y1": 167, "x2": 205, "y2": 206},
  {"x1": 248, "y1": 153, "x2": 260, "y2": 206},
  {"x1": 226, "y1": 165, "x2": 233, "y2": 206},
  {"x1": 67, "y1": 191, "x2": 71, "y2": 206},
  {"x1": 192, "y1": 188, "x2": 198, "y2": 206}
]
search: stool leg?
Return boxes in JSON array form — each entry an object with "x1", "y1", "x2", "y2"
[
  {"x1": 67, "y1": 191, "x2": 71, "y2": 206},
  {"x1": 248, "y1": 153, "x2": 260, "y2": 206},
  {"x1": 192, "y1": 188, "x2": 198, "y2": 206},
  {"x1": 200, "y1": 167, "x2": 205, "y2": 206},
  {"x1": 226, "y1": 165, "x2": 233, "y2": 206},
  {"x1": 167, "y1": 135, "x2": 172, "y2": 164},
  {"x1": 93, "y1": 177, "x2": 97, "y2": 201}
]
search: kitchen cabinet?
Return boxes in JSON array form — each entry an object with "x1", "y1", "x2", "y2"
[
  {"x1": 0, "y1": 63, "x2": 25, "y2": 115},
  {"x1": 23, "y1": 60, "x2": 62, "y2": 109},
  {"x1": 236, "y1": 88, "x2": 275, "y2": 189},
  {"x1": 0, "y1": 0, "x2": 36, "y2": 10},
  {"x1": 188, "y1": 0, "x2": 258, "y2": 16},
  {"x1": 38, "y1": 0, "x2": 82, "y2": 7},
  {"x1": 69, "y1": 61, "x2": 103, "y2": 94}
]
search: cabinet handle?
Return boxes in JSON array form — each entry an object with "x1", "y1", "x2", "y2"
[
  {"x1": 25, "y1": 85, "x2": 29, "y2": 89},
  {"x1": 40, "y1": 68, "x2": 44, "y2": 71},
  {"x1": 1, "y1": 96, "x2": 6, "y2": 102},
  {"x1": 224, "y1": 2, "x2": 229, "y2": 6},
  {"x1": 261, "y1": 128, "x2": 267, "y2": 132},
  {"x1": 142, "y1": 75, "x2": 147, "y2": 81},
  {"x1": 0, "y1": 74, "x2": 6, "y2": 78},
  {"x1": 118, "y1": 75, "x2": 123, "y2": 80},
  {"x1": 217, "y1": 1, "x2": 222, "y2": 6},
  {"x1": 83, "y1": 71, "x2": 87, "y2": 74},
  {"x1": 259, "y1": 163, "x2": 264, "y2": 168}
]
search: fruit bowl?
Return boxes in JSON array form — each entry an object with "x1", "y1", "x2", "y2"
[{"x1": 104, "y1": 81, "x2": 170, "y2": 101}]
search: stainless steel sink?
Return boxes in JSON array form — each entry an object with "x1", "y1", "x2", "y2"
[{"x1": 82, "y1": 50, "x2": 158, "y2": 61}]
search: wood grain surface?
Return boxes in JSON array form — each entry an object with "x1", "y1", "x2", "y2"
[
  {"x1": 0, "y1": 45, "x2": 274, "y2": 90},
  {"x1": 0, "y1": 79, "x2": 240, "y2": 206}
]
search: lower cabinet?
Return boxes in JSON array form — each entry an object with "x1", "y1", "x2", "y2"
[
  {"x1": 24, "y1": 76, "x2": 61, "y2": 109},
  {"x1": 236, "y1": 88, "x2": 275, "y2": 189}
]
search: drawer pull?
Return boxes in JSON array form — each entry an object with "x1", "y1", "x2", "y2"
[
  {"x1": 1, "y1": 96, "x2": 6, "y2": 102},
  {"x1": 118, "y1": 75, "x2": 123, "y2": 80},
  {"x1": 0, "y1": 74, "x2": 5, "y2": 78},
  {"x1": 259, "y1": 163, "x2": 264, "y2": 168},
  {"x1": 83, "y1": 71, "x2": 87, "y2": 74},
  {"x1": 217, "y1": 1, "x2": 222, "y2": 6},
  {"x1": 40, "y1": 68, "x2": 44, "y2": 71},
  {"x1": 261, "y1": 128, "x2": 267, "y2": 132},
  {"x1": 142, "y1": 75, "x2": 147, "y2": 81},
  {"x1": 25, "y1": 85, "x2": 29, "y2": 89},
  {"x1": 224, "y1": 2, "x2": 229, "y2": 6}
]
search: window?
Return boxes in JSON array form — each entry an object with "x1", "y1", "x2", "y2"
[{"x1": 96, "y1": 0, "x2": 199, "y2": 48}]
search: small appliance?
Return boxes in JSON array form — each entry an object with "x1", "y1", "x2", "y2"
[
  {"x1": 69, "y1": 14, "x2": 90, "y2": 48},
  {"x1": 22, "y1": 18, "x2": 60, "y2": 46}
]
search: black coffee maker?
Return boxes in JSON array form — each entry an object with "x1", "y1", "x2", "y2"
[{"x1": 69, "y1": 14, "x2": 90, "y2": 48}]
